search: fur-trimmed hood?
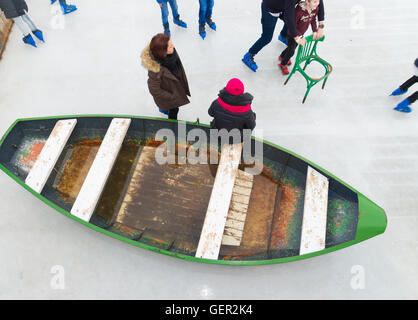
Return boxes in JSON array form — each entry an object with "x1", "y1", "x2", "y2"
[{"x1": 141, "y1": 44, "x2": 161, "y2": 73}]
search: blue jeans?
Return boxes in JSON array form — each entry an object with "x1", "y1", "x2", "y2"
[
  {"x1": 13, "y1": 14, "x2": 37, "y2": 36},
  {"x1": 158, "y1": 0, "x2": 179, "y2": 25},
  {"x1": 249, "y1": 2, "x2": 286, "y2": 55},
  {"x1": 199, "y1": 0, "x2": 214, "y2": 24}
]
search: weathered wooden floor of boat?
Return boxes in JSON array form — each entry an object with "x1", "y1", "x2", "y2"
[{"x1": 112, "y1": 146, "x2": 217, "y2": 255}]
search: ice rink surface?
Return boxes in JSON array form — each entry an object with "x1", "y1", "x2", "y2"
[{"x1": 0, "y1": 0, "x2": 417, "y2": 299}]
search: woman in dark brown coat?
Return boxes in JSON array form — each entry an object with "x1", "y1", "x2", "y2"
[{"x1": 141, "y1": 33, "x2": 191, "y2": 120}]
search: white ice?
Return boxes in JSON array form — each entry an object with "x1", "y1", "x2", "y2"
[{"x1": 0, "y1": 0, "x2": 417, "y2": 299}]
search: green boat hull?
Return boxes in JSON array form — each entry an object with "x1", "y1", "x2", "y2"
[{"x1": 0, "y1": 115, "x2": 387, "y2": 265}]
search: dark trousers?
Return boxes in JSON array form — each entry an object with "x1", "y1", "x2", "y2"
[
  {"x1": 279, "y1": 14, "x2": 288, "y2": 38},
  {"x1": 279, "y1": 36, "x2": 298, "y2": 65},
  {"x1": 400, "y1": 75, "x2": 418, "y2": 104},
  {"x1": 249, "y1": 3, "x2": 278, "y2": 55},
  {"x1": 248, "y1": 3, "x2": 289, "y2": 56},
  {"x1": 168, "y1": 107, "x2": 179, "y2": 119}
]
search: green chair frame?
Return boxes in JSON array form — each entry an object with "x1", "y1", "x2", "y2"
[{"x1": 284, "y1": 35, "x2": 333, "y2": 103}]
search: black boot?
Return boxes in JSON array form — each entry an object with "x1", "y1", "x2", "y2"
[{"x1": 199, "y1": 23, "x2": 206, "y2": 40}]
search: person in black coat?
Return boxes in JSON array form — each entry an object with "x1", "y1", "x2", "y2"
[
  {"x1": 208, "y1": 78, "x2": 256, "y2": 144},
  {"x1": 242, "y1": 0, "x2": 325, "y2": 72},
  {"x1": 0, "y1": 0, "x2": 43, "y2": 47}
]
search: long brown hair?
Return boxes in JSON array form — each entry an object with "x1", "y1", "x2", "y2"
[{"x1": 150, "y1": 33, "x2": 170, "y2": 61}]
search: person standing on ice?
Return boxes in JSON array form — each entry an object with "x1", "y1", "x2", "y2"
[
  {"x1": 390, "y1": 58, "x2": 418, "y2": 113},
  {"x1": 242, "y1": 0, "x2": 325, "y2": 72},
  {"x1": 157, "y1": 0, "x2": 187, "y2": 37},
  {"x1": 0, "y1": 0, "x2": 44, "y2": 47},
  {"x1": 278, "y1": 0, "x2": 320, "y2": 75},
  {"x1": 208, "y1": 78, "x2": 256, "y2": 144},
  {"x1": 51, "y1": 0, "x2": 77, "y2": 15},
  {"x1": 198, "y1": 0, "x2": 216, "y2": 40},
  {"x1": 141, "y1": 33, "x2": 191, "y2": 120}
]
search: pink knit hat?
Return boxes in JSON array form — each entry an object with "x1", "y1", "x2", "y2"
[{"x1": 225, "y1": 78, "x2": 244, "y2": 96}]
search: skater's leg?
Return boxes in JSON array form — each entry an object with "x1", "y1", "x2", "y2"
[
  {"x1": 280, "y1": 37, "x2": 298, "y2": 66},
  {"x1": 158, "y1": 0, "x2": 170, "y2": 26},
  {"x1": 168, "y1": 0, "x2": 179, "y2": 19},
  {"x1": 279, "y1": 24, "x2": 288, "y2": 38},
  {"x1": 408, "y1": 91, "x2": 418, "y2": 104},
  {"x1": 169, "y1": 0, "x2": 187, "y2": 28},
  {"x1": 400, "y1": 75, "x2": 418, "y2": 92},
  {"x1": 206, "y1": 0, "x2": 214, "y2": 18},
  {"x1": 278, "y1": 38, "x2": 296, "y2": 74},
  {"x1": 13, "y1": 16, "x2": 37, "y2": 47},
  {"x1": 392, "y1": 75, "x2": 418, "y2": 95},
  {"x1": 278, "y1": 15, "x2": 288, "y2": 45},
  {"x1": 198, "y1": 0, "x2": 207, "y2": 24},
  {"x1": 21, "y1": 14, "x2": 38, "y2": 32},
  {"x1": 22, "y1": 14, "x2": 45, "y2": 42},
  {"x1": 204, "y1": 0, "x2": 216, "y2": 30},
  {"x1": 248, "y1": 2, "x2": 278, "y2": 56},
  {"x1": 12, "y1": 16, "x2": 31, "y2": 36},
  {"x1": 168, "y1": 108, "x2": 179, "y2": 120}
]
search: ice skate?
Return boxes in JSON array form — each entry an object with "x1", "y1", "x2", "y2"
[
  {"x1": 206, "y1": 16, "x2": 216, "y2": 31},
  {"x1": 199, "y1": 23, "x2": 206, "y2": 40},
  {"x1": 278, "y1": 34, "x2": 288, "y2": 45},
  {"x1": 32, "y1": 30, "x2": 44, "y2": 43},
  {"x1": 173, "y1": 15, "x2": 187, "y2": 28},
  {"x1": 22, "y1": 34, "x2": 37, "y2": 48},
  {"x1": 163, "y1": 23, "x2": 171, "y2": 37},
  {"x1": 159, "y1": 108, "x2": 169, "y2": 116},
  {"x1": 279, "y1": 56, "x2": 291, "y2": 66},
  {"x1": 394, "y1": 98, "x2": 412, "y2": 113},
  {"x1": 390, "y1": 87, "x2": 407, "y2": 96},
  {"x1": 242, "y1": 52, "x2": 258, "y2": 72},
  {"x1": 59, "y1": 1, "x2": 78, "y2": 15},
  {"x1": 279, "y1": 63, "x2": 290, "y2": 75}
]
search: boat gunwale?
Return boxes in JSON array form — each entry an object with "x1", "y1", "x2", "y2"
[{"x1": 0, "y1": 114, "x2": 386, "y2": 266}]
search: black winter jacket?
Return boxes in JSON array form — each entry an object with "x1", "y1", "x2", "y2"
[
  {"x1": 0, "y1": 0, "x2": 28, "y2": 19},
  {"x1": 208, "y1": 89, "x2": 256, "y2": 142}
]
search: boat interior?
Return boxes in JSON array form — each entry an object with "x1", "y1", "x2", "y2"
[{"x1": 0, "y1": 117, "x2": 359, "y2": 261}]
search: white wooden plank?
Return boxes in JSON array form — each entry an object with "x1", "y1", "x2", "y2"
[
  {"x1": 234, "y1": 178, "x2": 253, "y2": 188},
  {"x1": 25, "y1": 119, "x2": 77, "y2": 193},
  {"x1": 71, "y1": 118, "x2": 131, "y2": 222},
  {"x1": 226, "y1": 210, "x2": 247, "y2": 222},
  {"x1": 299, "y1": 166, "x2": 329, "y2": 255},
  {"x1": 195, "y1": 143, "x2": 243, "y2": 260},
  {"x1": 231, "y1": 193, "x2": 251, "y2": 206},
  {"x1": 232, "y1": 185, "x2": 252, "y2": 197},
  {"x1": 229, "y1": 201, "x2": 249, "y2": 213},
  {"x1": 221, "y1": 169, "x2": 254, "y2": 247},
  {"x1": 221, "y1": 234, "x2": 242, "y2": 246},
  {"x1": 225, "y1": 219, "x2": 245, "y2": 231},
  {"x1": 237, "y1": 169, "x2": 254, "y2": 182}
]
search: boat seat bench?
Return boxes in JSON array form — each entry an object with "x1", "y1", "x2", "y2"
[
  {"x1": 195, "y1": 143, "x2": 243, "y2": 260},
  {"x1": 299, "y1": 166, "x2": 329, "y2": 255},
  {"x1": 221, "y1": 169, "x2": 254, "y2": 247},
  {"x1": 25, "y1": 119, "x2": 77, "y2": 193},
  {"x1": 71, "y1": 118, "x2": 131, "y2": 222}
]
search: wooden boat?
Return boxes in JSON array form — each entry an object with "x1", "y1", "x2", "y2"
[{"x1": 0, "y1": 115, "x2": 387, "y2": 265}]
